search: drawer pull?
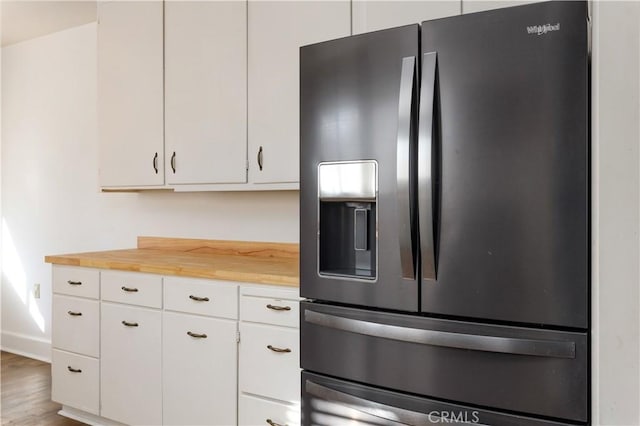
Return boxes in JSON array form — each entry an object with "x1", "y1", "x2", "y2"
[
  {"x1": 122, "y1": 320, "x2": 139, "y2": 327},
  {"x1": 189, "y1": 295, "x2": 210, "y2": 302},
  {"x1": 187, "y1": 331, "x2": 208, "y2": 339},
  {"x1": 266, "y1": 304, "x2": 291, "y2": 311},
  {"x1": 267, "y1": 345, "x2": 291, "y2": 353},
  {"x1": 121, "y1": 286, "x2": 139, "y2": 293},
  {"x1": 266, "y1": 420, "x2": 285, "y2": 426},
  {"x1": 67, "y1": 280, "x2": 82, "y2": 286},
  {"x1": 67, "y1": 311, "x2": 83, "y2": 317},
  {"x1": 67, "y1": 366, "x2": 82, "y2": 373}
]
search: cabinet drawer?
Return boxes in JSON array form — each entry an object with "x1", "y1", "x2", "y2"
[
  {"x1": 163, "y1": 311, "x2": 237, "y2": 425},
  {"x1": 164, "y1": 277, "x2": 238, "y2": 319},
  {"x1": 52, "y1": 295, "x2": 99, "y2": 357},
  {"x1": 52, "y1": 349, "x2": 99, "y2": 415},
  {"x1": 241, "y1": 288, "x2": 299, "y2": 328},
  {"x1": 101, "y1": 270, "x2": 162, "y2": 308},
  {"x1": 239, "y1": 393, "x2": 300, "y2": 426},
  {"x1": 53, "y1": 266, "x2": 99, "y2": 299},
  {"x1": 239, "y1": 323, "x2": 300, "y2": 403}
]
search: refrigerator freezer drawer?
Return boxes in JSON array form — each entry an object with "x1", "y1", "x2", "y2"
[
  {"x1": 302, "y1": 371, "x2": 578, "y2": 426},
  {"x1": 300, "y1": 302, "x2": 588, "y2": 422}
]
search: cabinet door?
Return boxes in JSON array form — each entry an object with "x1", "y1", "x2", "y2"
[
  {"x1": 163, "y1": 312, "x2": 237, "y2": 426},
  {"x1": 165, "y1": 1, "x2": 247, "y2": 185},
  {"x1": 248, "y1": 1, "x2": 350, "y2": 184},
  {"x1": 462, "y1": 0, "x2": 541, "y2": 14},
  {"x1": 98, "y1": 1, "x2": 164, "y2": 188},
  {"x1": 353, "y1": 0, "x2": 460, "y2": 34},
  {"x1": 100, "y1": 303, "x2": 161, "y2": 425}
]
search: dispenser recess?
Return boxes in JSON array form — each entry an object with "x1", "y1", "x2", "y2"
[{"x1": 318, "y1": 161, "x2": 378, "y2": 281}]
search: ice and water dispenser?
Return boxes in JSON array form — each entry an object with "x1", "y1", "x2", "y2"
[{"x1": 317, "y1": 161, "x2": 378, "y2": 280}]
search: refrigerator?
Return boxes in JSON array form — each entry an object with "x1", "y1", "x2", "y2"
[{"x1": 299, "y1": 1, "x2": 589, "y2": 425}]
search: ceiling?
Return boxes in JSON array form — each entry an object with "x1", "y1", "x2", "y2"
[{"x1": 1, "y1": 0, "x2": 97, "y2": 47}]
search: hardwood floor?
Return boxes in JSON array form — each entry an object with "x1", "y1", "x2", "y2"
[{"x1": 1, "y1": 351, "x2": 84, "y2": 425}]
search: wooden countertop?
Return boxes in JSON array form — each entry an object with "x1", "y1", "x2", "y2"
[{"x1": 45, "y1": 237, "x2": 299, "y2": 287}]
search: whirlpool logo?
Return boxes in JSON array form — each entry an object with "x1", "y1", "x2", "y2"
[{"x1": 527, "y1": 22, "x2": 560, "y2": 35}]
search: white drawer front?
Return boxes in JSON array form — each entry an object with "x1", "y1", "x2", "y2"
[
  {"x1": 52, "y1": 349, "x2": 99, "y2": 415},
  {"x1": 163, "y1": 312, "x2": 237, "y2": 425},
  {"x1": 164, "y1": 277, "x2": 238, "y2": 319},
  {"x1": 240, "y1": 323, "x2": 300, "y2": 403},
  {"x1": 101, "y1": 270, "x2": 162, "y2": 308},
  {"x1": 241, "y1": 295, "x2": 299, "y2": 328},
  {"x1": 52, "y1": 295, "x2": 99, "y2": 357},
  {"x1": 239, "y1": 394, "x2": 300, "y2": 426},
  {"x1": 53, "y1": 266, "x2": 99, "y2": 299}
]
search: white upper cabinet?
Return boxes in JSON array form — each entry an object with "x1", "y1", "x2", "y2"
[
  {"x1": 98, "y1": 1, "x2": 164, "y2": 188},
  {"x1": 352, "y1": 0, "x2": 460, "y2": 34},
  {"x1": 461, "y1": 0, "x2": 541, "y2": 14},
  {"x1": 247, "y1": 1, "x2": 350, "y2": 184},
  {"x1": 165, "y1": 1, "x2": 248, "y2": 185}
]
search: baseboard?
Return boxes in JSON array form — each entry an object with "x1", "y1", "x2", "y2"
[{"x1": 0, "y1": 330, "x2": 51, "y2": 363}]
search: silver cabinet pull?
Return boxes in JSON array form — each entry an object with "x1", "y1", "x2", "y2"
[
  {"x1": 67, "y1": 311, "x2": 82, "y2": 316},
  {"x1": 266, "y1": 420, "x2": 285, "y2": 426},
  {"x1": 267, "y1": 345, "x2": 291, "y2": 353},
  {"x1": 187, "y1": 331, "x2": 208, "y2": 339},
  {"x1": 67, "y1": 366, "x2": 82, "y2": 373},
  {"x1": 189, "y1": 295, "x2": 210, "y2": 302},
  {"x1": 122, "y1": 320, "x2": 139, "y2": 327},
  {"x1": 121, "y1": 286, "x2": 138, "y2": 292},
  {"x1": 257, "y1": 146, "x2": 264, "y2": 171},
  {"x1": 67, "y1": 280, "x2": 82, "y2": 286},
  {"x1": 266, "y1": 304, "x2": 291, "y2": 311}
]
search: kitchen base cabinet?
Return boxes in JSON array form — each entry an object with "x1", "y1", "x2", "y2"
[
  {"x1": 162, "y1": 312, "x2": 237, "y2": 426},
  {"x1": 100, "y1": 302, "x2": 162, "y2": 426}
]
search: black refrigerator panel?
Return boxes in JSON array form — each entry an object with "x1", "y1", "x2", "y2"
[
  {"x1": 302, "y1": 372, "x2": 578, "y2": 426},
  {"x1": 420, "y1": 1, "x2": 589, "y2": 328},
  {"x1": 300, "y1": 25, "x2": 420, "y2": 312},
  {"x1": 300, "y1": 302, "x2": 588, "y2": 422}
]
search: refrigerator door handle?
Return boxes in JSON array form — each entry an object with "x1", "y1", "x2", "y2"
[
  {"x1": 305, "y1": 380, "x2": 437, "y2": 425},
  {"x1": 397, "y1": 56, "x2": 416, "y2": 280},
  {"x1": 418, "y1": 52, "x2": 438, "y2": 280},
  {"x1": 304, "y1": 309, "x2": 576, "y2": 359}
]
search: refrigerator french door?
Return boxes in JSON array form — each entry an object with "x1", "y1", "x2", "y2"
[{"x1": 300, "y1": 1, "x2": 589, "y2": 327}]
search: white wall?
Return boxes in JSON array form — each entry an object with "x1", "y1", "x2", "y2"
[
  {"x1": 0, "y1": 23, "x2": 299, "y2": 361},
  {"x1": 592, "y1": 2, "x2": 640, "y2": 424}
]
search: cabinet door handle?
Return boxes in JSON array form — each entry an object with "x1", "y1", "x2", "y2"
[
  {"x1": 171, "y1": 151, "x2": 176, "y2": 173},
  {"x1": 189, "y1": 295, "x2": 210, "y2": 302},
  {"x1": 67, "y1": 280, "x2": 82, "y2": 286},
  {"x1": 121, "y1": 286, "x2": 138, "y2": 293},
  {"x1": 67, "y1": 311, "x2": 82, "y2": 317},
  {"x1": 257, "y1": 146, "x2": 263, "y2": 171},
  {"x1": 266, "y1": 304, "x2": 291, "y2": 311},
  {"x1": 187, "y1": 331, "x2": 208, "y2": 339},
  {"x1": 153, "y1": 152, "x2": 158, "y2": 174},
  {"x1": 67, "y1": 366, "x2": 82, "y2": 373},
  {"x1": 266, "y1": 420, "x2": 286, "y2": 426},
  {"x1": 122, "y1": 320, "x2": 139, "y2": 327},
  {"x1": 267, "y1": 345, "x2": 291, "y2": 353}
]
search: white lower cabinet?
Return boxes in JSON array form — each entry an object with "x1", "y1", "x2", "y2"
[
  {"x1": 52, "y1": 349, "x2": 100, "y2": 415},
  {"x1": 100, "y1": 302, "x2": 162, "y2": 425},
  {"x1": 51, "y1": 265, "x2": 301, "y2": 425},
  {"x1": 162, "y1": 311, "x2": 237, "y2": 426}
]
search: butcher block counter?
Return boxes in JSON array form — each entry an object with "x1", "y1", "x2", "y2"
[{"x1": 45, "y1": 236, "x2": 299, "y2": 287}]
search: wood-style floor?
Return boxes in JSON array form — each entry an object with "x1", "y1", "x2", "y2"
[{"x1": 1, "y1": 351, "x2": 83, "y2": 425}]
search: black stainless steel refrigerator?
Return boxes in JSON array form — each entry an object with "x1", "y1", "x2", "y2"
[{"x1": 299, "y1": 2, "x2": 589, "y2": 425}]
